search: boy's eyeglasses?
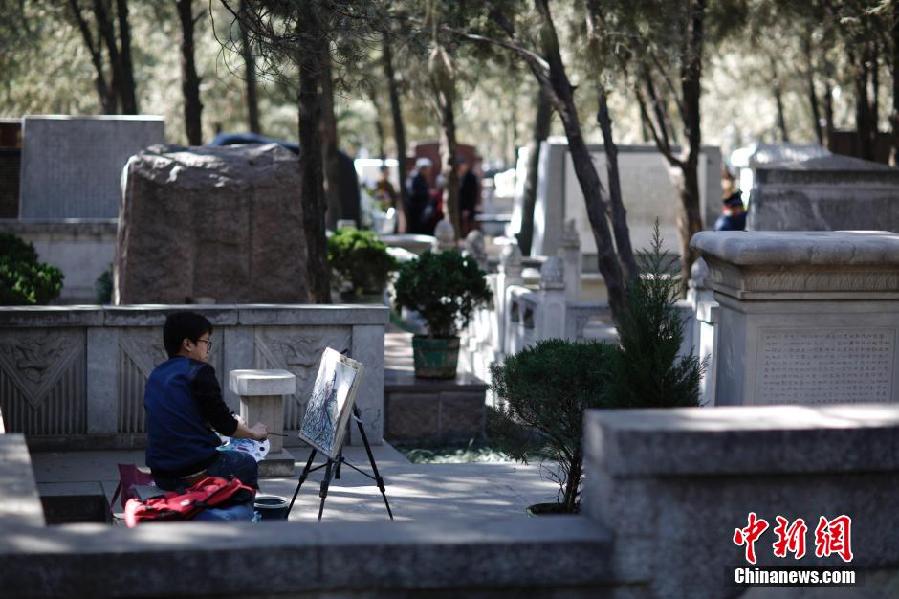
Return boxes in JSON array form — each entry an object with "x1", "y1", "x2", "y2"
[{"x1": 196, "y1": 339, "x2": 212, "y2": 349}]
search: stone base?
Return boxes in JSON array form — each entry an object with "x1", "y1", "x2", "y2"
[{"x1": 258, "y1": 449, "x2": 296, "y2": 478}]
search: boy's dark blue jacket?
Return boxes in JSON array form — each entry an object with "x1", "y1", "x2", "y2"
[{"x1": 144, "y1": 357, "x2": 224, "y2": 478}]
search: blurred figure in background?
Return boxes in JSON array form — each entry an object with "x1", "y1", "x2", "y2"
[
  {"x1": 405, "y1": 158, "x2": 432, "y2": 234},
  {"x1": 456, "y1": 158, "x2": 479, "y2": 236},
  {"x1": 714, "y1": 168, "x2": 747, "y2": 231}
]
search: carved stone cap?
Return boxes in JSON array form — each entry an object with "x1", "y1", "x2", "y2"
[
  {"x1": 691, "y1": 231, "x2": 899, "y2": 266},
  {"x1": 690, "y1": 231, "x2": 899, "y2": 299},
  {"x1": 230, "y1": 369, "x2": 297, "y2": 396}
]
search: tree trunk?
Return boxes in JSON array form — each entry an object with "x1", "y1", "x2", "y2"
[
  {"x1": 383, "y1": 34, "x2": 409, "y2": 231},
  {"x1": 319, "y1": 51, "x2": 342, "y2": 231},
  {"x1": 67, "y1": 0, "x2": 115, "y2": 114},
  {"x1": 598, "y1": 87, "x2": 638, "y2": 282},
  {"x1": 93, "y1": 0, "x2": 122, "y2": 114},
  {"x1": 891, "y1": 0, "x2": 899, "y2": 165},
  {"x1": 674, "y1": 0, "x2": 706, "y2": 287},
  {"x1": 177, "y1": 0, "x2": 203, "y2": 145},
  {"x1": 823, "y1": 79, "x2": 835, "y2": 149},
  {"x1": 366, "y1": 85, "x2": 387, "y2": 160},
  {"x1": 534, "y1": 0, "x2": 627, "y2": 321},
  {"x1": 296, "y1": 7, "x2": 330, "y2": 303},
  {"x1": 802, "y1": 33, "x2": 824, "y2": 146},
  {"x1": 517, "y1": 86, "x2": 552, "y2": 256},
  {"x1": 239, "y1": 0, "x2": 260, "y2": 134},
  {"x1": 562, "y1": 449, "x2": 582, "y2": 512},
  {"x1": 439, "y1": 86, "x2": 461, "y2": 239},
  {"x1": 116, "y1": 0, "x2": 138, "y2": 114},
  {"x1": 771, "y1": 56, "x2": 789, "y2": 143}
]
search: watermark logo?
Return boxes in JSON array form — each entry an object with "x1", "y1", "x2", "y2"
[{"x1": 734, "y1": 513, "x2": 853, "y2": 565}]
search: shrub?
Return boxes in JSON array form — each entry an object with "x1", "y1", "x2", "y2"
[
  {"x1": 327, "y1": 228, "x2": 397, "y2": 296},
  {"x1": 605, "y1": 222, "x2": 704, "y2": 408},
  {"x1": 490, "y1": 339, "x2": 616, "y2": 512},
  {"x1": 393, "y1": 250, "x2": 491, "y2": 338},
  {"x1": 96, "y1": 265, "x2": 113, "y2": 304},
  {"x1": 0, "y1": 233, "x2": 63, "y2": 305}
]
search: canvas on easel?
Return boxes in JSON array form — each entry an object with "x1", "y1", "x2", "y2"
[{"x1": 297, "y1": 347, "x2": 364, "y2": 459}]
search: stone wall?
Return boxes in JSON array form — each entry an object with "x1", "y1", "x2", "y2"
[
  {"x1": 583, "y1": 404, "x2": 899, "y2": 598},
  {"x1": 0, "y1": 304, "x2": 387, "y2": 448}
]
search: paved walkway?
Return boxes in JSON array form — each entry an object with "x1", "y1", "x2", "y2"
[{"x1": 31, "y1": 444, "x2": 561, "y2": 523}]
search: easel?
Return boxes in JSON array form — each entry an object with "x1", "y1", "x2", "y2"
[{"x1": 285, "y1": 404, "x2": 393, "y2": 521}]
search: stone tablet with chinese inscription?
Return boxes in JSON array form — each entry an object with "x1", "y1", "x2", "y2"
[{"x1": 757, "y1": 328, "x2": 894, "y2": 405}]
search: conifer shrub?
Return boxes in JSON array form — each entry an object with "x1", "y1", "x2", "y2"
[{"x1": 490, "y1": 339, "x2": 616, "y2": 512}]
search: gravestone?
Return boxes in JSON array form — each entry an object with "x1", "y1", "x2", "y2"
[
  {"x1": 116, "y1": 144, "x2": 309, "y2": 304},
  {"x1": 749, "y1": 154, "x2": 899, "y2": 232},
  {"x1": 514, "y1": 139, "x2": 722, "y2": 260},
  {"x1": 19, "y1": 116, "x2": 164, "y2": 218},
  {"x1": 691, "y1": 231, "x2": 899, "y2": 406}
]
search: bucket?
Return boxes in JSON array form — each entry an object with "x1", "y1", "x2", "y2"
[{"x1": 253, "y1": 495, "x2": 290, "y2": 521}]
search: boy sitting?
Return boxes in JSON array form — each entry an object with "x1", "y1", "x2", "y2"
[{"x1": 144, "y1": 312, "x2": 268, "y2": 492}]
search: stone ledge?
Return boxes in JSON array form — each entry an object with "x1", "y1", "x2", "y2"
[
  {"x1": 229, "y1": 369, "x2": 296, "y2": 396},
  {"x1": 691, "y1": 231, "x2": 899, "y2": 267},
  {"x1": 584, "y1": 404, "x2": 899, "y2": 477},
  {"x1": 0, "y1": 304, "x2": 389, "y2": 327},
  {"x1": 0, "y1": 519, "x2": 613, "y2": 597}
]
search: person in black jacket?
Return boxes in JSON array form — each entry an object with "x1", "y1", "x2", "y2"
[
  {"x1": 144, "y1": 312, "x2": 268, "y2": 492},
  {"x1": 405, "y1": 157, "x2": 432, "y2": 234}
]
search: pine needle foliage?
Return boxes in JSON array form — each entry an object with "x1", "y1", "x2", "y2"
[
  {"x1": 607, "y1": 221, "x2": 704, "y2": 408},
  {"x1": 490, "y1": 339, "x2": 616, "y2": 512}
]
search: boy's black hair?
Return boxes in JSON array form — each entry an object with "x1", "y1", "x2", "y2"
[{"x1": 163, "y1": 312, "x2": 213, "y2": 358}]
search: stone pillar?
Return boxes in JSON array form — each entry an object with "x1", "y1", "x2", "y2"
[
  {"x1": 691, "y1": 231, "x2": 899, "y2": 407},
  {"x1": 499, "y1": 242, "x2": 524, "y2": 357},
  {"x1": 433, "y1": 218, "x2": 456, "y2": 253},
  {"x1": 535, "y1": 256, "x2": 566, "y2": 342},
  {"x1": 86, "y1": 327, "x2": 120, "y2": 434},
  {"x1": 464, "y1": 230, "x2": 488, "y2": 271},
  {"x1": 229, "y1": 369, "x2": 297, "y2": 477},
  {"x1": 688, "y1": 258, "x2": 718, "y2": 406},
  {"x1": 559, "y1": 219, "x2": 581, "y2": 302},
  {"x1": 350, "y1": 324, "x2": 384, "y2": 447}
]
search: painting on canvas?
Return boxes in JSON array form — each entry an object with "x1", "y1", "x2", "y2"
[{"x1": 297, "y1": 347, "x2": 365, "y2": 458}]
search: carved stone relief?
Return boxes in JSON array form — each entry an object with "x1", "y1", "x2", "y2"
[{"x1": 0, "y1": 329, "x2": 83, "y2": 409}]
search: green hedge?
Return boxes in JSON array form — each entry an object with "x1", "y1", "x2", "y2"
[{"x1": 0, "y1": 233, "x2": 64, "y2": 305}]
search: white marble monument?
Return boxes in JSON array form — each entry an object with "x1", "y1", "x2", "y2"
[
  {"x1": 691, "y1": 231, "x2": 899, "y2": 406},
  {"x1": 514, "y1": 140, "x2": 722, "y2": 260}
]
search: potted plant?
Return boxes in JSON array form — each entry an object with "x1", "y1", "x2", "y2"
[
  {"x1": 327, "y1": 228, "x2": 398, "y2": 302},
  {"x1": 0, "y1": 233, "x2": 63, "y2": 305},
  {"x1": 393, "y1": 250, "x2": 491, "y2": 378}
]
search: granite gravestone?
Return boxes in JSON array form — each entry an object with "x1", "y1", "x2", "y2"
[
  {"x1": 115, "y1": 144, "x2": 309, "y2": 304},
  {"x1": 19, "y1": 116, "x2": 164, "y2": 218},
  {"x1": 691, "y1": 231, "x2": 899, "y2": 407},
  {"x1": 749, "y1": 154, "x2": 899, "y2": 232}
]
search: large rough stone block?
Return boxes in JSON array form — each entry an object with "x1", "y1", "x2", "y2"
[{"x1": 115, "y1": 144, "x2": 309, "y2": 304}]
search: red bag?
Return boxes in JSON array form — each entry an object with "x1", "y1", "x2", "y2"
[
  {"x1": 111, "y1": 464, "x2": 156, "y2": 509},
  {"x1": 123, "y1": 476, "x2": 255, "y2": 528}
]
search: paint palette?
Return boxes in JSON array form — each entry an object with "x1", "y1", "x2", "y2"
[{"x1": 218, "y1": 437, "x2": 270, "y2": 462}]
